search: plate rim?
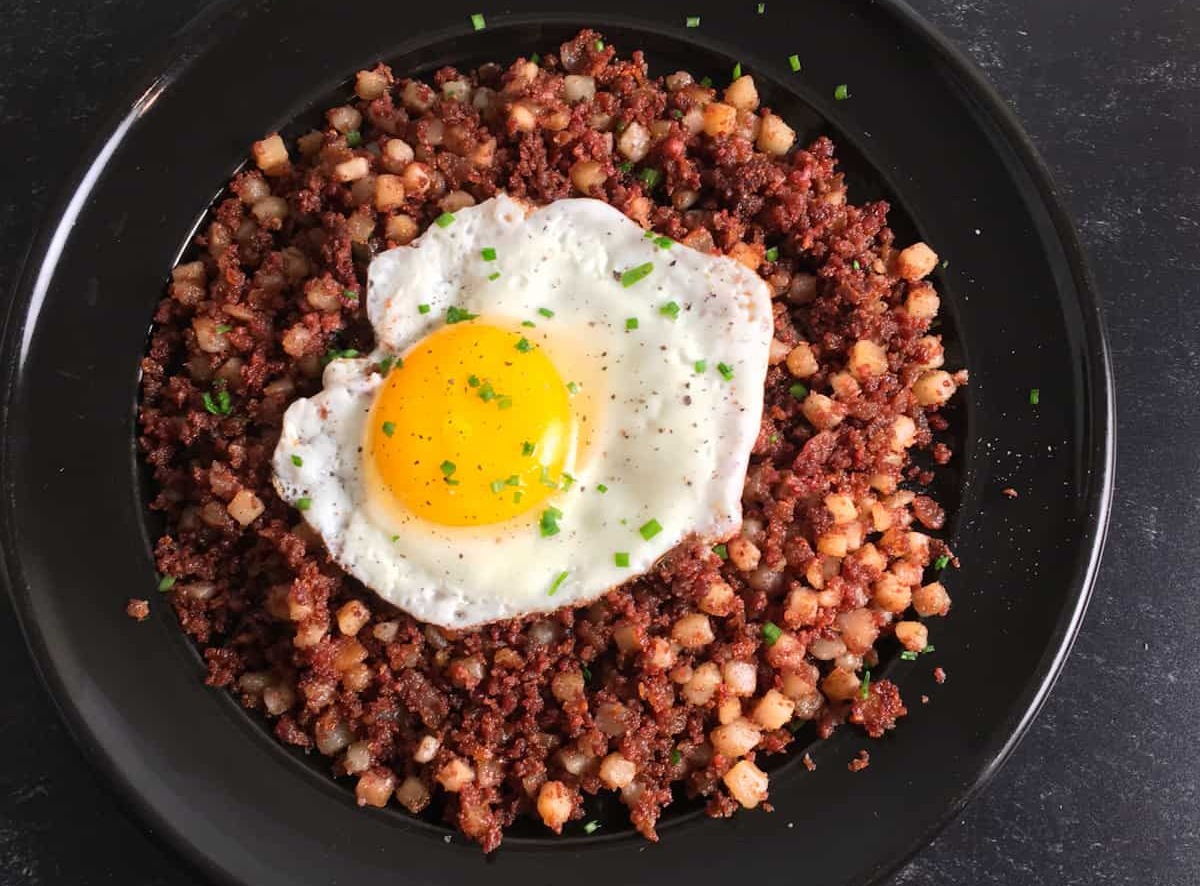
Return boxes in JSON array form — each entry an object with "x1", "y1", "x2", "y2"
[{"x1": 0, "y1": 1, "x2": 1115, "y2": 883}]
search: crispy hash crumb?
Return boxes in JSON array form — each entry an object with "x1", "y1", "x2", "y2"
[
  {"x1": 848, "y1": 750, "x2": 870, "y2": 772},
  {"x1": 126, "y1": 599, "x2": 150, "y2": 621}
]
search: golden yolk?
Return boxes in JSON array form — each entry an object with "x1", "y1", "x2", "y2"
[{"x1": 367, "y1": 321, "x2": 575, "y2": 526}]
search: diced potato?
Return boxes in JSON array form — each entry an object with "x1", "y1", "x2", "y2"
[
  {"x1": 750, "y1": 689, "x2": 795, "y2": 731},
  {"x1": 895, "y1": 620, "x2": 929, "y2": 652},
  {"x1": 703, "y1": 102, "x2": 737, "y2": 137},
  {"x1": 536, "y1": 781, "x2": 573, "y2": 833},
  {"x1": 723, "y1": 759, "x2": 769, "y2": 808},
  {"x1": 724, "y1": 75, "x2": 760, "y2": 111},
  {"x1": 252, "y1": 133, "x2": 289, "y2": 176},
  {"x1": 711, "y1": 718, "x2": 762, "y2": 757},
  {"x1": 896, "y1": 242, "x2": 939, "y2": 281},
  {"x1": 756, "y1": 113, "x2": 795, "y2": 155}
]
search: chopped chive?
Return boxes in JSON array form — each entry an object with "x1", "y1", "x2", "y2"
[
  {"x1": 470, "y1": 12, "x2": 486, "y2": 30},
  {"x1": 614, "y1": 551, "x2": 630, "y2": 567},
  {"x1": 645, "y1": 231, "x2": 656, "y2": 239},
  {"x1": 653, "y1": 235, "x2": 673, "y2": 249},
  {"x1": 295, "y1": 497, "x2": 312, "y2": 511},
  {"x1": 342, "y1": 288, "x2": 357, "y2": 300},
  {"x1": 923, "y1": 645, "x2": 936, "y2": 653},
  {"x1": 834, "y1": 83, "x2": 850, "y2": 100},
  {"x1": 717, "y1": 362, "x2": 735, "y2": 381},
  {"x1": 377, "y1": 356, "x2": 396, "y2": 374},
  {"x1": 497, "y1": 396, "x2": 513, "y2": 410},
  {"x1": 620, "y1": 262, "x2": 654, "y2": 287},
  {"x1": 381, "y1": 421, "x2": 396, "y2": 437},
  {"x1": 789, "y1": 382, "x2": 808, "y2": 400},
  {"x1": 505, "y1": 475, "x2": 521, "y2": 487},
  {"x1": 660, "y1": 301, "x2": 681, "y2": 320},
  {"x1": 626, "y1": 317, "x2": 639, "y2": 330},
  {"x1": 788, "y1": 54, "x2": 801, "y2": 72},
  {"x1": 671, "y1": 108, "x2": 684, "y2": 119},
  {"x1": 515, "y1": 337, "x2": 533, "y2": 353},
  {"x1": 933, "y1": 554, "x2": 950, "y2": 570},
  {"x1": 638, "y1": 518, "x2": 662, "y2": 541},
  {"x1": 468, "y1": 374, "x2": 481, "y2": 388},
  {"x1": 582, "y1": 664, "x2": 592, "y2": 681},
  {"x1": 694, "y1": 359, "x2": 707, "y2": 374},
  {"x1": 513, "y1": 490, "x2": 523, "y2": 504},
  {"x1": 670, "y1": 748, "x2": 682, "y2": 765},
  {"x1": 548, "y1": 570, "x2": 569, "y2": 596},
  {"x1": 596, "y1": 483, "x2": 608, "y2": 493},
  {"x1": 418, "y1": 303, "x2": 431, "y2": 314},
  {"x1": 583, "y1": 820, "x2": 600, "y2": 834},
  {"x1": 434, "y1": 211, "x2": 456, "y2": 228},
  {"x1": 521, "y1": 320, "x2": 536, "y2": 327},
  {"x1": 538, "y1": 307, "x2": 555, "y2": 318},
  {"x1": 899, "y1": 650, "x2": 918, "y2": 661},
  {"x1": 713, "y1": 543, "x2": 728, "y2": 559},
  {"x1": 488, "y1": 271, "x2": 501, "y2": 281},
  {"x1": 346, "y1": 130, "x2": 363, "y2": 147},
  {"x1": 594, "y1": 39, "x2": 604, "y2": 51},
  {"x1": 530, "y1": 52, "x2": 540, "y2": 65},
  {"x1": 481, "y1": 247, "x2": 497, "y2": 261},
  {"x1": 539, "y1": 466, "x2": 558, "y2": 489},
  {"x1": 201, "y1": 389, "x2": 232, "y2": 416},
  {"x1": 490, "y1": 479, "x2": 506, "y2": 494},
  {"x1": 618, "y1": 160, "x2": 634, "y2": 173},
  {"x1": 852, "y1": 259, "x2": 861, "y2": 271},
  {"x1": 761, "y1": 621, "x2": 782, "y2": 646},
  {"x1": 157, "y1": 575, "x2": 176, "y2": 592},
  {"x1": 440, "y1": 460, "x2": 457, "y2": 478},
  {"x1": 732, "y1": 62, "x2": 743, "y2": 80},
  {"x1": 321, "y1": 347, "x2": 360, "y2": 366},
  {"x1": 215, "y1": 323, "x2": 233, "y2": 333},
  {"x1": 291, "y1": 454, "x2": 304, "y2": 467},
  {"x1": 700, "y1": 75, "x2": 714, "y2": 88},
  {"x1": 770, "y1": 434, "x2": 779, "y2": 444},
  {"x1": 860, "y1": 668, "x2": 871, "y2": 699},
  {"x1": 521, "y1": 441, "x2": 535, "y2": 456},
  {"x1": 446, "y1": 305, "x2": 477, "y2": 324},
  {"x1": 566, "y1": 381, "x2": 579, "y2": 394},
  {"x1": 391, "y1": 534, "x2": 400, "y2": 542},
  {"x1": 765, "y1": 246, "x2": 780, "y2": 262},
  {"x1": 686, "y1": 15, "x2": 701, "y2": 27},
  {"x1": 561, "y1": 472, "x2": 575, "y2": 490},
  {"x1": 639, "y1": 167, "x2": 662, "y2": 190},
  {"x1": 757, "y1": 2, "x2": 765, "y2": 12},
  {"x1": 941, "y1": 259, "x2": 950, "y2": 269},
  {"x1": 1029, "y1": 388, "x2": 1040, "y2": 405}
]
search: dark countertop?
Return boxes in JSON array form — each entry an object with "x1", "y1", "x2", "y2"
[{"x1": 1, "y1": 1, "x2": 1197, "y2": 883}]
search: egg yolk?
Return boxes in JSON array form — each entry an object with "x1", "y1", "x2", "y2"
[{"x1": 367, "y1": 321, "x2": 576, "y2": 526}]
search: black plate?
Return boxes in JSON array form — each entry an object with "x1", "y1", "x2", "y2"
[{"x1": 0, "y1": 0, "x2": 1113, "y2": 884}]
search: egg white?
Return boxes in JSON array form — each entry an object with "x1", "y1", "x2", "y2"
[{"x1": 273, "y1": 195, "x2": 773, "y2": 628}]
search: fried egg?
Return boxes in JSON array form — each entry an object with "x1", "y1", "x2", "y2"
[{"x1": 272, "y1": 195, "x2": 772, "y2": 628}]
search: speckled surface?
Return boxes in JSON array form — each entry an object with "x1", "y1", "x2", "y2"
[{"x1": 0, "y1": 1, "x2": 1197, "y2": 883}]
